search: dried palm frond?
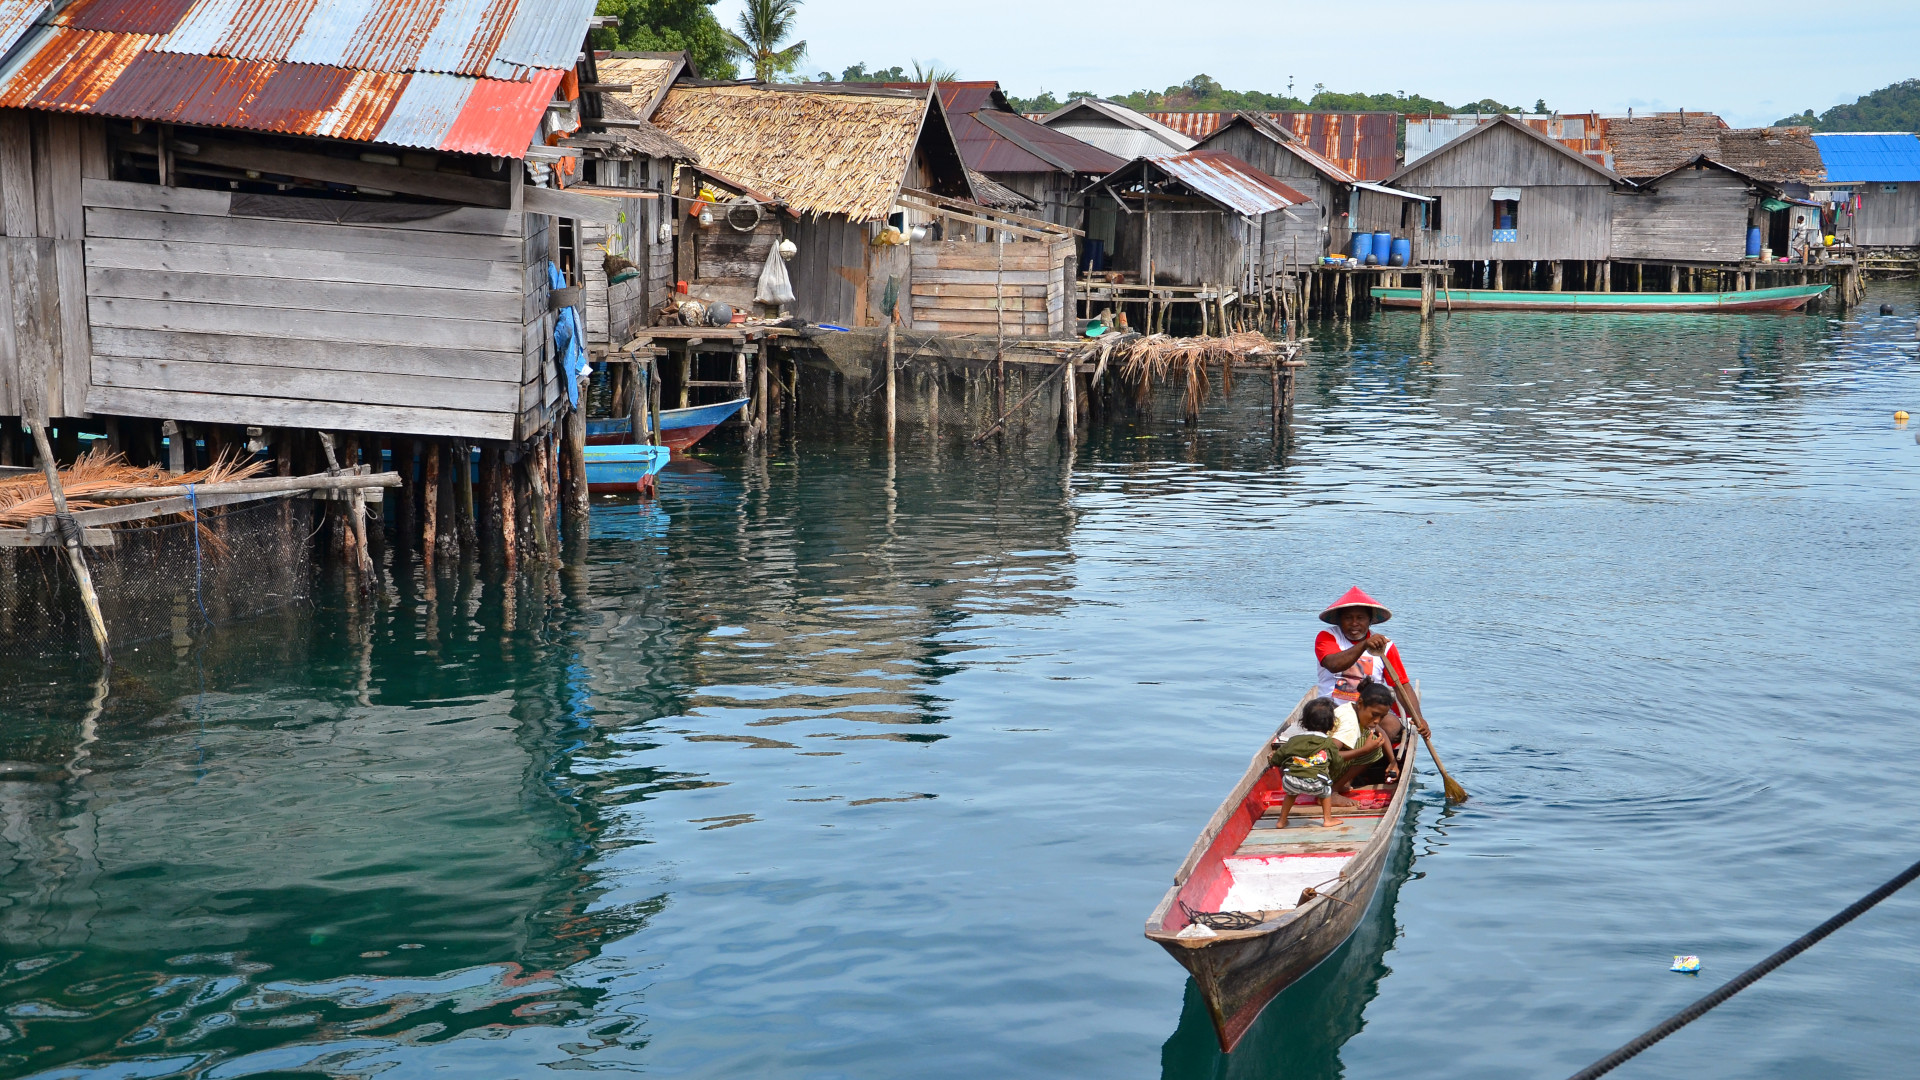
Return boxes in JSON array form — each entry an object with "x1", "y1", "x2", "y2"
[
  {"x1": 1112, "y1": 331, "x2": 1274, "y2": 417},
  {"x1": 0, "y1": 448, "x2": 268, "y2": 529}
]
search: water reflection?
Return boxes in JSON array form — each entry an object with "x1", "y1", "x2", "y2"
[{"x1": 1159, "y1": 798, "x2": 1419, "y2": 1080}]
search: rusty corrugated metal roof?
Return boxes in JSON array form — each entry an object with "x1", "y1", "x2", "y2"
[
  {"x1": 1144, "y1": 151, "x2": 1309, "y2": 216},
  {"x1": 1147, "y1": 110, "x2": 1399, "y2": 180},
  {"x1": 0, "y1": 0, "x2": 590, "y2": 157}
]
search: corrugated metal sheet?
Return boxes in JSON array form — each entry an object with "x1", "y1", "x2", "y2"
[
  {"x1": 1148, "y1": 110, "x2": 1399, "y2": 180},
  {"x1": 1147, "y1": 151, "x2": 1308, "y2": 216},
  {"x1": 0, "y1": 0, "x2": 51, "y2": 58},
  {"x1": 1812, "y1": 133, "x2": 1920, "y2": 182},
  {"x1": 0, "y1": 0, "x2": 588, "y2": 157},
  {"x1": 486, "y1": 0, "x2": 594, "y2": 81},
  {"x1": 55, "y1": 0, "x2": 199, "y2": 34}
]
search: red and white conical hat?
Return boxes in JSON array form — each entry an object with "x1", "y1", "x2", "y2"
[{"x1": 1319, "y1": 586, "x2": 1391, "y2": 624}]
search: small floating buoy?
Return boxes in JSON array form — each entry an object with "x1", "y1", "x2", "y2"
[
  {"x1": 1896, "y1": 411, "x2": 1910, "y2": 425},
  {"x1": 1671, "y1": 955, "x2": 1701, "y2": 974},
  {"x1": 1880, "y1": 304, "x2": 1895, "y2": 315}
]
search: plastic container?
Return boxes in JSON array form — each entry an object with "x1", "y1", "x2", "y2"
[
  {"x1": 1389, "y1": 238, "x2": 1411, "y2": 267},
  {"x1": 1351, "y1": 233, "x2": 1371, "y2": 259},
  {"x1": 1746, "y1": 226, "x2": 1763, "y2": 258},
  {"x1": 1498, "y1": 214, "x2": 1514, "y2": 230},
  {"x1": 1371, "y1": 232, "x2": 1392, "y2": 265}
]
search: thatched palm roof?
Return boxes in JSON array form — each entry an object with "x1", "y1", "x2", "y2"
[
  {"x1": 1606, "y1": 116, "x2": 1824, "y2": 184},
  {"x1": 600, "y1": 95, "x2": 697, "y2": 162},
  {"x1": 599, "y1": 54, "x2": 687, "y2": 118},
  {"x1": 652, "y1": 84, "x2": 938, "y2": 221}
]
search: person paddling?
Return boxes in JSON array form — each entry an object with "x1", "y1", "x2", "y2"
[{"x1": 1314, "y1": 587, "x2": 1428, "y2": 741}]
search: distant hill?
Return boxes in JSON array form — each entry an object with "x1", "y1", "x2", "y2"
[
  {"x1": 1005, "y1": 75, "x2": 1524, "y2": 119},
  {"x1": 1776, "y1": 79, "x2": 1920, "y2": 131}
]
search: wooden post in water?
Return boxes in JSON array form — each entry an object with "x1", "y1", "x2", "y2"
[
  {"x1": 30, "y1": 422, "x2": 109, "y2": 662},
  {"x1": 1419, "y1": 271, "x2": 1434, "y2": 321},
  {"x1": 1550, "y1": 261, "x2": 1563, "y2": 291},
  {"x1": 1062, "y1": 358, "x2": 1077, "y2": 445},
  {"x1": 755, "y1": 340, "x2": 770, "y2": 443},
  {"x1": 678, "y1": 347, "x2": 692, "y2": 409},
  {"x1": 563, "y1": 403, "x2": 588, "y2": 548},
  {"x1": 453, "y1": 439, "x2": 476, "y2": 559},
  {"x1": 422, "y1": 440, "x2": 440, "y2": 574},
  {"x1": 884, "y1": 321, "x2": 897, "y2": 448}
]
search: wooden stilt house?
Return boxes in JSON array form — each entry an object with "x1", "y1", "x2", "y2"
[
  {"x1": 0, "y1": 0, "x2": 629, "y2": 443},
  {"x1": 1193, "y1": 111, "x2": 1357, "y2": 260},
  {"x1": 1086, "y1": 152, "x2": 1310, "y2": 297},
  {"x1": 1369, "y1": 113, "x2": 1625, "y2": 274},
  {"x1": 649, "y1": 80, "x2": 1077, "y2": 335}
]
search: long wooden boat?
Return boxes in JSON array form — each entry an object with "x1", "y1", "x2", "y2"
[
  {"x1": 1144, "y1": 690, "x2": 1417, "y2": 1053},
  {"x1": 586, "y1": 397, "x2": 749, "y2": 453},
  {"x1": 1370, "y1": 282, "x2": 1828, "y2": 313},
  {"x1": 584, "y1": 443, "x2": 670, "y2": 495}
]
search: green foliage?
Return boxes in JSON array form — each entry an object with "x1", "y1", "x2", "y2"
[
  {"x1": 593, "y1": 0, "x2": 737, "y2": 80},
  {"x1": 1775, "y1": 79, "x2": 1920, "y2": 131},
  {"x1": 826, "y1": 60, "x2": 958, "y2": 85},
  {"x1": 725, "y1": 0, "x2": 806, "y2": 82}
]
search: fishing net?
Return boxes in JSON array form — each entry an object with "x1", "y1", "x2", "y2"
[{"x1": 0, "y1": 495, "x2": 315, "y2": 658}]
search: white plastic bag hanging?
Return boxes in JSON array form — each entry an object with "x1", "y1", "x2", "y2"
[{"x1": 755, "y1": 241, "x2": 795, "y2": 306}]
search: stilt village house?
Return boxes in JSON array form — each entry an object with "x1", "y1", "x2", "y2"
[
  {"x1": 1192, "y1": 112, "x2": 1359, "y2": 261},
  {"x1": 645, "y1": 80, "x2": 1079, "y2": 336},
  {"x1": 0, "y1": 0, "x2": 639, "y2": 442},
  {"x1": 1036, "y1": 98, "x2": 1195, "y2": 160},
  {"x1": 1810, "y1": 132, "x2": 1920, "y2": 250}
]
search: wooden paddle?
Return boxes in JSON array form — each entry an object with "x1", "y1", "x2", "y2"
[{"x1": 1378, "y1": 660, "x2": 1468, "y2": 803}]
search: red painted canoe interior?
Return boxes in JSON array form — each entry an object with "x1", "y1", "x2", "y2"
[{"x1": 1163, "y1": 768, "x2": 1395, "y2": 933}]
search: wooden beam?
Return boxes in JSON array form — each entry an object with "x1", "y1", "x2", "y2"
[
  {"x1": 523, "y1": 184, "x2": 631, "y2": 222},
  {"x1": 577, "y1": 83, "x2": 634, "y2": 93},
  {"x1": 894, "y1": 195, "x2": 1057, "y2": 242},
  {"x1": 898, "y1": 187, "x2": 1082, "y2": 237},
  {"x1": 173, "y1": 139, "x2": 510, "y2": 208},
  {"x1": 0, "y1": 527, "x2": 114, "y2": 548}
]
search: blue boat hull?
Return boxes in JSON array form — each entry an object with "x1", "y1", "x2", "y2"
[
  {"x1": 586, "y1": 397, "x2": 749, "y2": 453},
  {"x1": 584, "y1": 444, "x2": 671, "y2": 495}
]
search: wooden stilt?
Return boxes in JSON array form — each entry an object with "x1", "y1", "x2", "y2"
[
  {"x1": 562, "y1": 405, "x2": 588, "y2": 548},
  {"x1": 453, "y1": 439, "x2": 476, "y2": 558},
  {"x1": 421, "y1": 440, "x2": 440, "y2": 574},
  {"x1": 1062, "y1": 359, "x2": 1077, "y2": 445},
  {"x1": 30, "y1": 423, "x2": 109, "y2": 662},
  {"x1": 884, "y1": 320, "x2": 897, "y2": 448}
]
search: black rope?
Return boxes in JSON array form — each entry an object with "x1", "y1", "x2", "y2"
[
  {"x1": 1179, "y1": 900, "x2": 1260, "y2": 931},
  {"x1": 1567, "y1": 856, "x2": 1920, "y2": 1079}
]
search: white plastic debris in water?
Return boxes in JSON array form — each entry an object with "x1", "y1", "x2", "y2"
[{"x1": 1175, "y1": 922, "x2": 1218, "y2": 940}]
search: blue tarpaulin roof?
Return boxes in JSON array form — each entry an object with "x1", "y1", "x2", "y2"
[{"x1": 1811, "y1": 133, "x2": 1920, "y2": 182}]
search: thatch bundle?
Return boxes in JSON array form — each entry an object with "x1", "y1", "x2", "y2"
[
  {"x1": 652, "y1": 85, "x2": 928, "y2": 221},
  {"x1": 1110, "y1": 332, "x2": 1275, "y2": 415},
  {"x1": 0, "y1": 449, "x2": 265, "y2": 528}
]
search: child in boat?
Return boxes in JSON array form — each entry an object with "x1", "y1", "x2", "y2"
[
  {"x1": 1331, "y1": 682, "x2": 1402, "y2": 792},
  {"x1": 1271, "y1": 705, "x2": 1388, "y2": 829}
]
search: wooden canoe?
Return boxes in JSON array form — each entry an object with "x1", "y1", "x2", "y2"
[
  {"x1": 1370, "y1": 282, "x2": 1829, "y2": 313},
  {"x1": 585, "y1": 397, "x2": 749, "y2": 454},
  {"x1": 584, "y1": 443, "x2": 670, "y2": 495},
  {"x1": 1144, "y1": 690, "x2": 1418, "y2": 1053}
]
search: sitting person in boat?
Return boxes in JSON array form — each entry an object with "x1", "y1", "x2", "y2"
[
  {"x1": 1314, "y1": 586, "x2": 1427, "y2": 742},
  {"x1": 1276, "y1": 687, "x2": 1400, "y2": 798},
  {"x1": 1271, "y1": 706, "x2": 1388, "y2": 830}
]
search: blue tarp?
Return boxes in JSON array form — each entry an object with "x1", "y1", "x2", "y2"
[
  {"x1": 1811, "y1": 133, "x2": 1920, "y2": 183},
  {"x1": 548, "y1": 262, "x2": 587, "y2": 408}
]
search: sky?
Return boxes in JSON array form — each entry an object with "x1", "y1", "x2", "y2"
[{"x1": 711, "y1": 0, "x2": 1918, "y2": 127}]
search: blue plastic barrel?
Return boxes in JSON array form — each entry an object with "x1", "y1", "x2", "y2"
[
  {"x1": 1746, "y1": 226, "x2": 1763, "y2": 258},
  {"x1": 1351, "y1": 232, "x2": 1370, "y2": 259},
  {"x1": 1370, "y1": 232, "x2": 1391, "y2": 265},
  {"x1": 1390, "y1": 237, "x2": 1411, "y2": 267},
  {"x1": 1498, "y1": 214, "x2": 1514, "y2": 230}
]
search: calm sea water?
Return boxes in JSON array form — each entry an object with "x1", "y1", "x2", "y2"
[{"x1": 3, "y1": 283, "x2": 1918, "y2": 1079}]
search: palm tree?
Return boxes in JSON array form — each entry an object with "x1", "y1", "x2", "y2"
[
  {"x1": 911, "y1": 59, "x2": 958, "y2": 83},
  {"x1": 728, "y1": 0, "x2": 807, "y2": 83}
]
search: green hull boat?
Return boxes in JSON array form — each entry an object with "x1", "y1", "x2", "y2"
[{"x1": 1371, "y1": 283, "x2": 1829, "y2": 313}]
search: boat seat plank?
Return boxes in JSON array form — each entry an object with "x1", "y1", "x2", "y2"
[{"x1": 1237, "y1": 816, "x2": 1379, "y2": 853}]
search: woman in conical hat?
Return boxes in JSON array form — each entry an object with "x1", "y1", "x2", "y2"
[{"x1": 1313, "y1": 587, "x2": 1428, "y2": 739}]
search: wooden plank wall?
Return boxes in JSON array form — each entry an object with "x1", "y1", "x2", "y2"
[
  {"x1": 909, "y1": 238, "x2": 1071, "y2": 336},
  {"x1": 0, "y1": 110, "x2": 101, "y2": 420},
  {"x1": 787, "y1": 213, "x2": 869, "y2": 327},
  {"x1": 1393, "y1": 121, "x2": 1615, "y2": 262},
  {"x1": 691, "y1": 215, "x2": 781, "y2": 311},
  {"x1": 1112, "y1": 207, "x2": 1242, "y2": 290},
  {"x1": 1204, "y1": 126, "x2": 1340, "y2": 258},
  {"x1": 1610, "y1": 168, "x2": 1753, "y2": 262},
  {"x1": 519, "y1": 212, "x2": 557, "y2": 440},
  {"x1": 80, "y1": 177, "x2": 533, "y2": 440},
  {"x1": 1850, "y1": 182, "x2": 1920, "y2": 247}
]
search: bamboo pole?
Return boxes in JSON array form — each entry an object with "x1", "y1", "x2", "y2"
[
  {"x1": 318, "y1": 433, "x2": 372, "y2": 582},
  {"x1": 30, "y1": 424, "x2": 109, "y2": 662}
]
